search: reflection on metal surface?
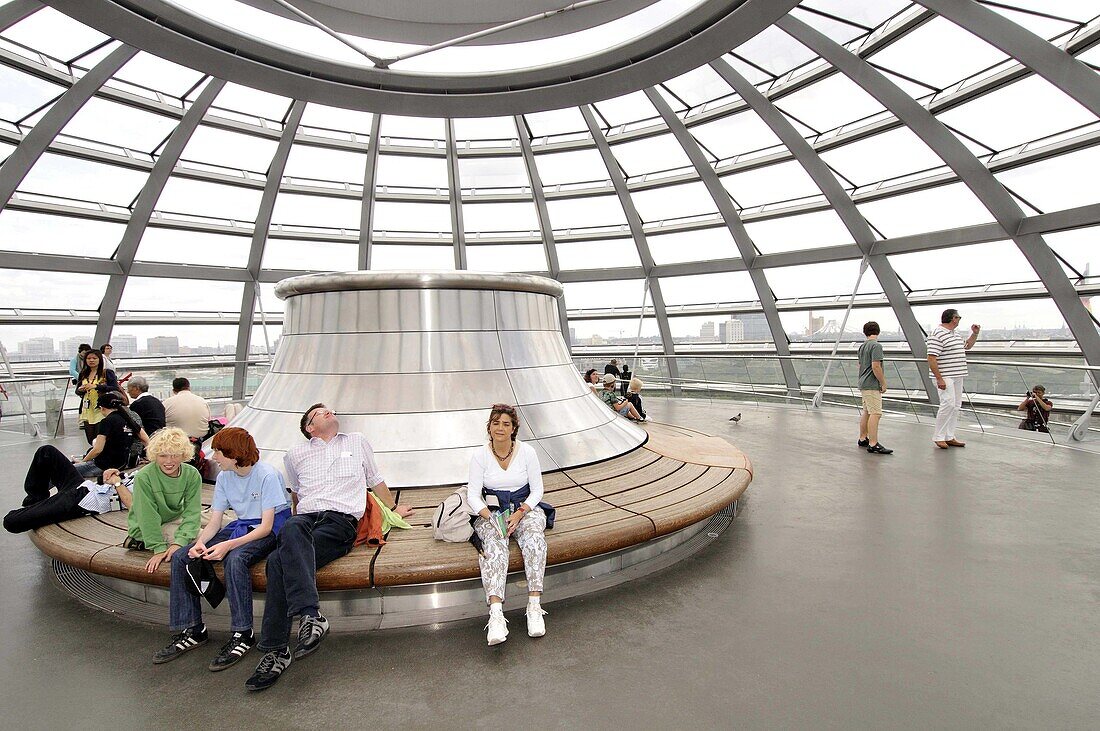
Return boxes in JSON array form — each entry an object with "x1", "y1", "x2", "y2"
[{"x1": 237, "y1": 271, "x2": 645, "y2": 487}]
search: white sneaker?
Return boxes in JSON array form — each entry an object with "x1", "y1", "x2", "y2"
[
  {"x1": 485, "y1": 612, "x2": 508, "y2": 646},
  {"x1": 526, "y1": 604, "x2": 547, "y2": 638}
]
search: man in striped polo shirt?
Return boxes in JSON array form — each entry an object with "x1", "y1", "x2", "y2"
[{"x1": 926, "y1": 308, "x2": 980, "y2": 449}]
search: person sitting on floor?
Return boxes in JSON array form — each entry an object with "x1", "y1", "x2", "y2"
[
  {"x1": 76, "y1": 348, "x2": 119, "y2": 444},
  {"x1": 245, "y1": 403, "x2": 413, "y2": 692},
  {"x1": 72, "y1": 391, "x2": 148, "y2": 480},
  {"x1": 625, "y1": 377, "x2": 647, "y2": 420},
  {"x1": 125, "y1": 427, "x2": 202, "y2": 575},
  {"x1": 3, "y1": 453, "x2": 134, "y2": 534},
  {"x1": 599, "y1": 373, "x2": 644, "y2": 421},
  {"x1": 127, "y1": 376, "x2": 166, "y2": 436},
  {"x1": 154, "y1": 427, "x2": 292, "y2": 670},
  {"x1": 468, "y1": 403, "x2": 555, "y2": 646}
]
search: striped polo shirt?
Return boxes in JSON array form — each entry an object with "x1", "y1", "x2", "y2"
[{"x1": 926, "y1": 325, "x2": 968, "y2": 377}]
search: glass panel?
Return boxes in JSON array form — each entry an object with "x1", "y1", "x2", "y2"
[
  {"x1": 0, "y1": 268, "x2": 109, "y2": 308},
  {"x1": 248, "y1": 322, "x2": 283, "y2": 356},
  {"x1": 648, "y1": 227, "x2": 739, "y2": 264},
  {"x1": 937, "y1": 76, "x2": 1095, "y2": 152},
  {"x1": 789, "y1": 4, "x2": 872, "y2": 45},
  {"x1": 158, "y1": 177, "x2": 263, "y2": 221},
  {"x1": 1043, "y1": 226, "x2": 1100, "y2": 277},
  {"x1": 0, "y1": 65, "x2": 65, "y2": 122},
  {"x1": 820, "y1": 126, "x2": 946, "y2": 187},
  {"x1": 767, "y1": 259, "x2": 882, "y2": 299},
  {"x1": 689, "y1": 112, "x2": 782, "y2": 161},
  {"x1": 59, "y1": 97, "x2": 177, "y2": 153},
  {"x1": 452, "y1": 116, "x2": 516, "y2": 141},
  {"x1": 994, "y1": 145, "x2": 1100, "y2": 213},
  {"x1": 118, "y1": 277, "x2": 243, "y2": 312},
  {"x1": 114, "y1": 52, "x2": 205, "y2": 98},
  {"x1": 569, "y1": 317, "x2": 660, "y2": 347},
  {"x1": 667, "y1": 314, "x2": 773, "y2": 344},
  {"x1": 719, "y1": 160, "x2": 823, "y2": 208},
  {"x1": 734, "y1": 26, "x2": 816, "y2": 77},
  {"x1": 180, "y1": 126, "x2": 279, "y2": 173},
  {"x1": 0, "y1": 211, "x2": 122, "y2": 257},
  {"x1": 659, "y1": 271, "x2": 756, "y2": 306},
  {"x1": 458, "y1": 157, "x2": 529, "y2": 188},
  {"x1": 546, "y1": 195, "x2": 627, "y2": 229},
  {"x1": 0, "y1": 326, "x2": 96, "y2": 362},
  {"x1": 782, "y1": 306, "x2": 903, "y2": 343},
  {"x1": 888, "y1": 241, "x2": 1038, "y2": 289},
  {"x1": 608, "y1": 133, "x2": 691, "y2": 177},
  {"x1": 774, "y1": 72, "x2": 887, "y2": 133},
  {"x1": 557, "y1": 237, "x2": 642, "y2": 271},
  {"x1": 255, "y1": 283, "x2": 284, "y2": 314},
  {"x1": 855, "y1": 183, "x2": 995, "y2": 238},
  {"x1": 461, "y1": 201, "x2": 539, "y2": 233},
  {"x1": 300, "y1": 104, "x2": 373, "y2": 134},
  {"x1": 370, "y1": 245, "x2": 455, "y2": 270},
  {"x1": 271, "y1": 192, "x2": 361, "y2": 228},
  {"x1": 630, "y1": 181, "x2": 719, "y2": 222},
  {"x1": 111, "y1": 325, "x2": 241, "y2": 355},
  {"x1": 867, "y1": 17, "x2": 1008, "y2": 90},
  {"x1": 524, "y1": 108, "x2": 587, "y2": 138},
  {"x1": 800, "y1": 0, "x2": 913, "y2": 29},
  {"x1": 3, "y1": 7, "x2": 109, "y2": 60},
  {"x1": 213, "y1": 82, "x2": 291, "y2": 121},
  {"x1": 911, "y1": 299, "x2": 1068, "y2": 338},
  {"x1": 375, "y1": 155, "x2": 448, "y2": 188},
  {"x1": 563, "y1": 279, "x2": 647, "y2": 310},
  {"x1": 744, "y1": 209, "x2": 855, "y2": 253},
  {"x1": 262, "y1": 238, "x2": 358, "y2": 271},
  {"x1": 533, "y1": 148, "x2": 610, "y2": 186},
  {"x1": 592, "y1": 91, "x2": 657, "y2": 127},
  {"x1": 662, "y1": 65, "x2": 733, "y2": 107},
  {"x1": 135, "y1": 228, "x2": 250, "y2": 268},
  {"x1": 20, "y1": 153, "x2": 148, "y2": 206},
  {"x1": 466, "y1": 244, "x2": 547, "y2": 273},
  {"x1": 372, "y1": 201, "x2": 451, "y2": 233},
  {"x1": 283, "y1": 145, "x2": 367, "y2": 183},
  {"x1": 379, "y1": 114, "x2": 444, "y2": 141}
]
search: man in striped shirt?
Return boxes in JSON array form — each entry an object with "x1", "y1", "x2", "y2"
[{"x1": 926, "y1": 308, "x2": 980, "y2": 449}]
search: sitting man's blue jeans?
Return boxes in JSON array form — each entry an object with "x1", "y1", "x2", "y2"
[
  {"x1": 257, "y1": 511, "x2": 357, "y2": 652},
  {"x1": 74, "y1": 461, "x2": 103, "y2": 480},
  {"x1": 170, "y1": 528, "x2": 279, "y2": 632}
]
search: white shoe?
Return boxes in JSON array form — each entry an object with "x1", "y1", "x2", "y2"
[
  {"x1": 526, "y1": 604, "x2": 547, "y2": 638},
  {"x1": 485, "y1": 612, "x2": 508, "y2": 646}
]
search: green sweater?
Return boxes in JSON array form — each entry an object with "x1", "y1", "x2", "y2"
[{"x1": 126, "y1": 463, "x2": 202, "y2": 553}]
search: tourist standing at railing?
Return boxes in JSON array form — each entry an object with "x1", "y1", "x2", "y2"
[
  {"x1": 857, "y1": 322, "x2": 893, "y2": 455},
  {"x1": 927, "y1": 308, "x2": 980, "y2": 449},
  {"x1": 68, "y1": 343, "x2": 90, "y2": 384},
  {"x1": 76, "y1": 349, "x2": 119, "y2": 444}
]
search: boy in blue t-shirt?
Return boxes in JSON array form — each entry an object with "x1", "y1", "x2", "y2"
[{"x1": 154, "y1": 428, "x2": 291, "y2": 670}]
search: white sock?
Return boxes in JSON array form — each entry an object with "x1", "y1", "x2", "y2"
[
  {"x1": 489, "y1": 603, "x2": 504, "y2": 616},
  {"x1": 528, "y1": 597, "x2": 541, "y2": 608}
]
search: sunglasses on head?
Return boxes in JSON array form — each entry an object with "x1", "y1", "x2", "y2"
[{"x1": 306, "y1": 407, "x2": 335, "y2": 428}]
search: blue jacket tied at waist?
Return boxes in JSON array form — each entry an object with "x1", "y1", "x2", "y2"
[
  {"x1": 223, "y1": 507, "x2": 293, "y2": 540},
  {"x1": 482, "y1": 484, "x2": 556, "y2": 529}
]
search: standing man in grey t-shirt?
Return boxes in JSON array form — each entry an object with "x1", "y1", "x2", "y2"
[
  {"x1": 926, "y1": 308, "x2": 980, "y2": 449},
  {"x1": 857, "y1": 321, "x2": 892, "y2": 455}
]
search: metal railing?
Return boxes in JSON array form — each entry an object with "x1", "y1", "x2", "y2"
[{"x1": 573, "y1": 353, "x2": 1100, "y2": 446}]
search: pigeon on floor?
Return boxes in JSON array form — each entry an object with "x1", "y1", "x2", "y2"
[{"x1": 729, "y1": 413, "x2": 742, "y2": 422}]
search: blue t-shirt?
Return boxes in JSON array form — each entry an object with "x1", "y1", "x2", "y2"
[{"x1": 212, "y1": 461, "x2": 289, "y2": 520}]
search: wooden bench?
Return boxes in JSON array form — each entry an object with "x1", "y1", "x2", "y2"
[{"x1": 30, "y1": 421, "x2": 752, "y2": 591}]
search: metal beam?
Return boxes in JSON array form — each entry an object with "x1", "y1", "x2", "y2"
[
  {"x1": 233, "y1": 100, "x2": 305, "y2": 399},
  {"x1": 780, "y1": 14, "x2": 1100, "y2": 373},
  {"x1": 92, "y1": 77, "x2": 225, "y2": 347},
  {"x1": 445, "y1": 119, "x2": 467, "y2": 269},
  {"x1": 0, "y1": 0, "x2": 41, "y2": 31},
  {"x1": 710, "y1": 59, "x2": 936, "y2": 401},
  {"x1": 581, "y1": 105, "x2": 681, "y2": 393},
  {"x1": 358, "y1": 113, "x2": 382, "y2": 270},
  {"x1": 515, "y1": 114, "x2": 571, "y2": 344},
  {"x1": 642, "y1": 88, "x2": 799, "y2": 395},
  {"x1": 0, "y1": 43, "x2": 137, "y2": 212}
]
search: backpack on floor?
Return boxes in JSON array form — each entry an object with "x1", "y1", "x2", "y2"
[{"x1": 433, "y1": 486, "x2": 474, "y2": 542}]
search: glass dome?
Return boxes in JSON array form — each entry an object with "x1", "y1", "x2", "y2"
[{"x1": 1, "y1": 0, "x2": 1098, "y2": 401}]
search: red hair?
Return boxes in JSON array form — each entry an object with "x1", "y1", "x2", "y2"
[{"x1": 211, "y1": 427, "x2": 260, "y2": 467}]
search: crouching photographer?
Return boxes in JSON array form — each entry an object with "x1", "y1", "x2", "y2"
[{"x1": 1017, "y1": 385, "x2": 1052, "y2": 433}]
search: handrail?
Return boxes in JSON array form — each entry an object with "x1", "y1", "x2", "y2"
[{"x1": 575, "y1": 352, "x2": 1100, "y2": 372}]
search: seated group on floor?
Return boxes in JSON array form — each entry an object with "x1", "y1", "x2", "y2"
[{"x1": 4, "y1": 398, "x2": 556, "y2": 692}]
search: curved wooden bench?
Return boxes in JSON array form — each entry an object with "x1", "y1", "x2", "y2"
[{"x1": 30, "y1": 422, "x2": 752, "y2": 590}]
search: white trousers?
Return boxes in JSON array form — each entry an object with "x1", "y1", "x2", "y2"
[{"x1": 933, "y1": 376, "x2": 965, "y2": 442}]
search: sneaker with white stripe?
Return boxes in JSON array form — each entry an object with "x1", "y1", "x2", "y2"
[
  {"x1": 245, "y1": 648, "x2": 292, "y2": 692},
  {"x1": 153, "y1": 625, "x2": 208, "y2": 664},
  {"x1": 208, "y1": 630, "x2": 255, "y2": 672}
]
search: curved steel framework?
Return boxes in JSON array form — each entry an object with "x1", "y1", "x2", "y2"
[{"x1": 2, "y1": 2, "x2": 1100, "y2": 398}]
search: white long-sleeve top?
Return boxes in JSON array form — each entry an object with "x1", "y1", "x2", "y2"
[{"x1": 467, "y1": 440, "x2": 544, "y2": 514}]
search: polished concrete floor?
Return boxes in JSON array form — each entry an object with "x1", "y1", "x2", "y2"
[{"x1": 1, "y1": 400, "x2": 1098, "y2": 730}]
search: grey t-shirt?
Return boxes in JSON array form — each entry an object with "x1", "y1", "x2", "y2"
[{"x1": 858, "y1": 339, "x2": 884, "y2": 391}]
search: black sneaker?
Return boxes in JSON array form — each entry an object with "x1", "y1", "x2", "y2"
[
  {"x1": 245, "y1": 648, "x2": 292, "y2": 692},
  {"x1": 857, "y1": 438, "x2": 869, "y2": 448},
  {"x1": 867, "y1": 443, "x2": 894, "y2": 455},
  {"x1": 153, "y1": 625, "x2": 208, "y2": 664},
  {"x1": 293, "y1": 614, "x2": 330, "y2": 660},
  {"x1": 208, "y1": 630, "x2": 255, "y2": 672}
]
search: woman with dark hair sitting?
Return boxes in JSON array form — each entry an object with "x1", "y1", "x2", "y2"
[
  {"x1": 583, "y1": 368, "x2": 600, "y2": 395},
  {"x1": 468, "y1": 403, "x2": 555, "y2": 646},
  {"x1": 154, "y1": 426, "x2": 291, "y2": 669},
  {"x1": 75, "y1": 348, "x2": 119, "y2": 444}
]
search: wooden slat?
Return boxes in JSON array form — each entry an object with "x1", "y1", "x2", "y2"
[
  {"x1": 563, "y1": 447, "x2": 660, "y2": 483},
  {"x1": 600, "y1": 462, "x2": 711, "y2": 506},
  {"x1": 581, "y1": 456, "x2": 685, "y2": 498},
  {"x1": 647, "y1": 470, "x2": 750, "y2": 536}
]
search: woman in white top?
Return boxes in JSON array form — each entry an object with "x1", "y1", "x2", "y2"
[
  {"x1": 468, "y1": 403, "x2": 549, "y2": 646},
  {"x1": 583, "y1": 368, "x2": 600, "y2": 395}
]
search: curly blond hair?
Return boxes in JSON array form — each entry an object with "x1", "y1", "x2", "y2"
[{"x1": 145, "y1": 427, "x2": 195, "y2": 461}]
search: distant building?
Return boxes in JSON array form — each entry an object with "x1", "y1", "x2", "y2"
[
  {"x1": 111, "y1": 334, "x2": 138, "y2": 356},
  {"x1": 147, "y1": 336, "x2": 180, "y2": 355},
  {"x1": 17, "y1": 337, "x2": 56, "y2": 359},
  {"x1": 807, "y1": 314, "x2": 825, "y2": 337},
  {"x1": 569, "y1": 327, "x2": 577, "y2": 344},
  {"x1": 699, "y1": 321, "x2": 716, "y2": 340},
  {"x1": 735, "y1": 313, "x2": 771, "y2": 341},
  {"x1": 59, "y1": 336, "x2": 87, "y2": 358},
  {"x1": 719, "y1": 319, "x2": 744, "y2": 343}
]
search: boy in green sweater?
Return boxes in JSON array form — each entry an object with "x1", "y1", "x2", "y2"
[{"x1": 125, "y1": 427, "x2": 202, "y2": 573}]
